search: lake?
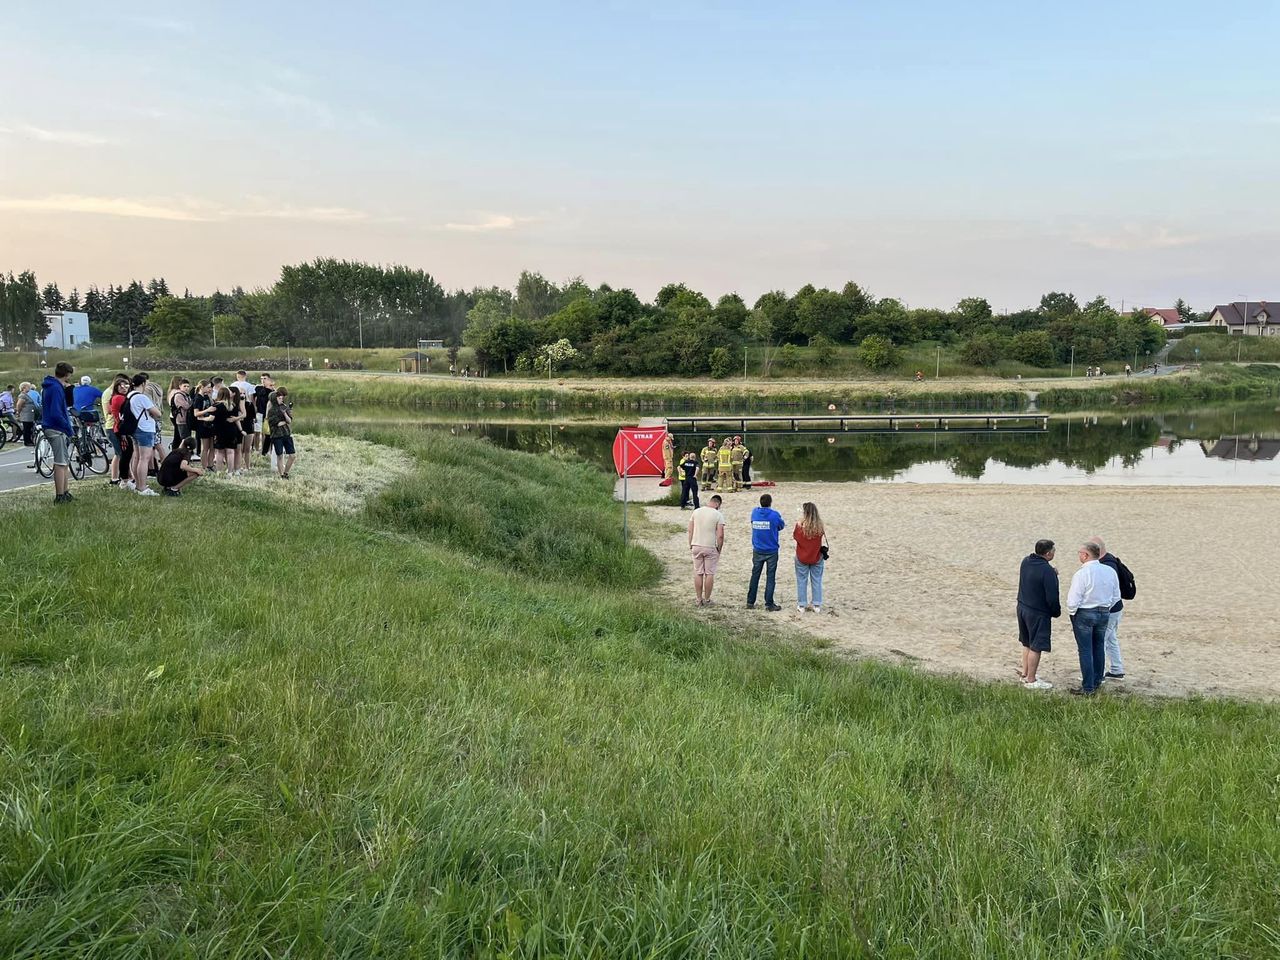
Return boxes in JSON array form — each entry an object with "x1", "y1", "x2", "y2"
[{"x1": 309, "y1": 402, "x2": 1280, "y2": 486}]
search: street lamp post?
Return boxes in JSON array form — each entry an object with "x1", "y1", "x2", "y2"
[{"x1": 1070, "y1": 345, "x2": 1075, "y2": 378}]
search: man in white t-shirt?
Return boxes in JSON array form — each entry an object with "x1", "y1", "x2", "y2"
[{"x1": 687, "y1": 494, "x2": 726, "y2": 607}]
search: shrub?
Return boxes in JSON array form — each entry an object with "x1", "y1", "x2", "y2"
[
  {"x1": 811, "y1": 335, "x2": 837, "y2": 367},
  {"x1": 708, "y1": 346, "x2": 734, "y2": 379},
  {"x1": 961, "y1": 333, "x2": 1005, "y2": 367},
  {"x1": 857, "y1": 334, "x2": 898, "y2": 371},
  {"x1": 1009, "y1": 330, "x2": 1055, "y2": 367}
]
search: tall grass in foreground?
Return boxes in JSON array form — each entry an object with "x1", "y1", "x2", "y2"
[{"x1": 2, "y1": 433, "x2": 1279, "y2": 958}]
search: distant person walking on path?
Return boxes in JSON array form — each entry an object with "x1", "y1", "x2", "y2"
[
  {"x1": 688, "y1": 494, "x2": 726, "y2": 606},
  {"x1": 41, "y1": 362, "x2": 76, "y2": 503},
  {"x1": 1089, "y1": 536, "x2": 1136, "y2": 681},
  {"x1": 1016, "y1": 539, "x2": 1061, "y2": 690},
  {"x1": 678, "y1": 451, "x2": 700, "y2": 509},
  {"x1": 1066, "y1": 541, "x2": 1121, "y2": 696},
  {"x1": 746, "y1": 493, "x2": 785, "y2": 611},
  {"x1": 793, "y1": 501, "x2": 827, "y2": 613}
]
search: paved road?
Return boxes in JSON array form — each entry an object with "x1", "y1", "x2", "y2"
[{"x1": 0, "y1": 442, "x2": 50, "y2": 494}]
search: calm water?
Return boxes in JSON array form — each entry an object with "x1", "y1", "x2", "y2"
[{"x1": 311, "y1": 403, "x2": 1280, "y2": 486}]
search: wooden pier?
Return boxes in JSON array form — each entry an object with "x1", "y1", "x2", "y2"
[{"x1": 664, "y1": 413, "x2": 1049, "y2": 434}]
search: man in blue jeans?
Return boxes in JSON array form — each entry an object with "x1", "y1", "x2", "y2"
[
  {"x1": 1066, "y1": 541, "x2": 1121, "y2": 696},
  {"x1": 746, "y1": 493, "x2": 785, "y2": 612}
]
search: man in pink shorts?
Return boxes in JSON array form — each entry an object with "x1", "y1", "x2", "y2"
[{"x1": 687, "y1": 494, "x2": 726, "y2": 606}]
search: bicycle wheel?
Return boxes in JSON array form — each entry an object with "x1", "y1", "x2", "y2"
[
  {"x1": 84, "y1": 438, "x2": 109, "y2": 475},
  {"x1": 69, "y1": 446, "x2": 86, "y2": 481},
  {"x1": 35, "y1": 437, "x2": 53, "y2": 478}
]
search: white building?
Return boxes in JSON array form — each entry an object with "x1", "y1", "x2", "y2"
[{"x1": 41, "y1": 311, "x2": 91, "y2": 350}]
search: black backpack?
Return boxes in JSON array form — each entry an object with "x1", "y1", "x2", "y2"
[
  {"x1": 1116, "y1": 557, "x2": 1137, "y2": 601},
  {"x1": 118, "y1": 391, "x2": 143, "y2": 436}
]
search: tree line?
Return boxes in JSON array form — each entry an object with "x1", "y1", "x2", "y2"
[{"x1": 5, "y1": 259, "x2": 1171, "y2": 375}]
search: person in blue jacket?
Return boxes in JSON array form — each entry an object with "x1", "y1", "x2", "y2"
[
  {"x1": 41, "y1": 362, "x2": 76, "y2": 503},
  {"x1": 72, "y1": 375, "x2": 103, "y2": 420},
  {"x1": 746, "y1": 492, "x2": 785, "y2": 611}
]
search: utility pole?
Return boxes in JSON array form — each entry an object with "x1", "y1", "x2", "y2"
[
  {"x1": 935, "y1": 345, "x2": 941, "y2": 379},
  {"x1": 1070, "y1": 345, "x2": 1075, "y2": 378}
]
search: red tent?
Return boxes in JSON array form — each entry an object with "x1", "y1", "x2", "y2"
[{"x1": 612, "y1": 427, "x2": 667, "y2": 477}]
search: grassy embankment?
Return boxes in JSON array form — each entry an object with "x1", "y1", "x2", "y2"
[
  {"x1": 3, "y1": 428, "x2": 1279, "y2": 957},
  {"x1": 1168, "y1": 332, "x2": 1280, "y2": 364}
]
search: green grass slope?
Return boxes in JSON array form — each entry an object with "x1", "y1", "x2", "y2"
[{"x1": 1, "y1": 433, "x2": 1277, "y2": 958}]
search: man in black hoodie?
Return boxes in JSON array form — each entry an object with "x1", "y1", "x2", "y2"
[{"x1": 1017, "y1": 539, "x2": 1061, "y2": 689}]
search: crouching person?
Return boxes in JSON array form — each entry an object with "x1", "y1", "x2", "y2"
[{"x1": 159, "y1": 438, "x2": 204, "y2": 497}]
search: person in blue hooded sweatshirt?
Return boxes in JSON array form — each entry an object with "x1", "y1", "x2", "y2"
[
  {"x1": 41, "y1": 361, "x2": 76, "y2": 503},
  {"x1": 746, "y1": 492, "x2": 785, "y2": 611}
]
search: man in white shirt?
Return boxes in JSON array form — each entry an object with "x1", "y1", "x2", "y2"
[
  {"x1": 1066, "y1": 541, "x2": 1121, "y2": 696},
  {"x1": 687, "y1": 494, "x2": 726, "y2": 607}
]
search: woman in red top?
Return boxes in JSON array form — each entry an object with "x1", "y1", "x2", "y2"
[
  {"x1": 106, "y1": 376, "x2": 129, "y2": 486},
  {"x1": 793, "y1": 501, "x2": 827, "y2": 613}
]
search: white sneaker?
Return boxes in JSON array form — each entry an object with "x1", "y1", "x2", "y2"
[
  {"x1": 796, "y1": 605, "x2": 805, "y2": 612},
  {"x1": 122, "y1": 480, "x2": 134, "y2": 490},
  {"x1": 812, "y1": 606, "x2": 822, "y2": 614},
  {"x1": 137, "y1": 488, "x2": 159, "y2": 496},
  {"x1": 1023, "y1": 678, "x2": 1053, "y2": 690}
]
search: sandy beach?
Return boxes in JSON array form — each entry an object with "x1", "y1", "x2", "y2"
[{"x1": 642, "y1": 483, "x2": 1280, "y2": 700}]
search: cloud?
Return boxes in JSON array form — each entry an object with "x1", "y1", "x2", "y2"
[
  {"x1": 0, "y1": 194, "x2": 377, "y2": 225},
  {"x1": 444, "y1": 214, "x2": 532, "y2": 233},
  {"x1": 1071, "y1": 224, "x2": 1200, "y2": 252},
  {"x1": 0, "y1": 194, "x2": 210, "y2": 221},
  {"x1": 0, "y1": 123, "x2": 113, "y2": 146}
]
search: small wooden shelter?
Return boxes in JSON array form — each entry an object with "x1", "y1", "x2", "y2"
[{"x1": 397, "y1": 351, "x2": 431, "y2": 374}]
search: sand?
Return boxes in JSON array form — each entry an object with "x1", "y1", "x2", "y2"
[{"x1": 642, "y1": 484, "x2": 1280, "y2": 701}]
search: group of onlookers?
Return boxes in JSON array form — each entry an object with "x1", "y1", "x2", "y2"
[
  {"x1": 1017, "y1": 536, "x2": 1136, "y2": 695},
  {"x1": 8, "y1": 365, "x2": 297, "y2": 503},
  {"x1": 686, "y1": 492, "x2": 829, "y2": 613}
]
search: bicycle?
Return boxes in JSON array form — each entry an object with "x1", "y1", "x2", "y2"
[
  {"x1": 32, "y1": 425, "x2": 53, "y2": 478},
  {"x1": 70, "y1": 412, "x2": 110, "y2": 477}
]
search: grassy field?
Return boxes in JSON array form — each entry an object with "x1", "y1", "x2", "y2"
[
  {"x1": 1168, "y1": 332, "x2": 1280, "y2": 364},
  {"x1": 2, "y1": 428, "x2": 1278, "y2": 957}
]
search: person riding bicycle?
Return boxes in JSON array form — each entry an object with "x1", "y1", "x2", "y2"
[
  {"x1": 72, "y1": 375, "x2": 103, "y2": 423},
  {"x1": 0, "y1": 384, "x2": 16, "y2": 437}
]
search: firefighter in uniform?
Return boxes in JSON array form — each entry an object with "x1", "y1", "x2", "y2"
[
  {"x1": 699, "y1": 437, "x2": 718, "y2": 486},
  {"x1": 662, "y1": 431, "x2": 675, "y2": 482},
  {"x1": 717, "y1": 437, "x2": 735, "y2": 492},
  {"x1": 731, "y1": 435, "x2": 748, "y2": 490}
]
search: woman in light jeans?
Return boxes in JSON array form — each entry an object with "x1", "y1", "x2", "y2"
[{"x1": 793, "y1": 501, "x2": 827, "y2": 612}]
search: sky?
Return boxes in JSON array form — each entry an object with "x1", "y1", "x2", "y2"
[{"x1": 1, "y1": 0, "x2": 1277, "y2": 312}]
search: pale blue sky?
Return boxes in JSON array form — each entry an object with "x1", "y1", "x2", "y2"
[{"x1": 1, "y1": 0, "x2": 1276, "y2": 310}]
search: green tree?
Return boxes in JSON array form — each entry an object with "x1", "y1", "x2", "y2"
[
  {"x1": 213, "y1": 313, "x2": 249, "y2": 347},
  {"x1": 857, "y1": 334, "x2": 898, "y2": 371},
  {"x1": 1009, "y1": 330, "x2": 1055, "y2": 367},
  {"x1": 144, "y1": 296, "x2": 210, "y2": 350},
  {"x1": 1175, "y1": 298, "x2": 1195, "y2": 324},
  {"x1": 956, "y1": 297, "x2": 993, "y2": 322},
  {"x1": 708, "y1": 346, "x2": 733, "y2": 379},
  {"x1": 1039, "y1": 291, "x2": 1080, "y2": 320},
  {"x1": 41, "y1": 282, "x2": 64, "y2": 311},
  {"x1": 961, "y1": 333, "x2": 1005, "y2": 367},
  {"x1": 712, "y1": 293, "x2": 748, "y2": 332},
  {"x1": 796, "y1": 289, "x2": 852, "y2": 342},
  {"x1": 514, "y1": 271, "x2": 560, "y2": 322}
]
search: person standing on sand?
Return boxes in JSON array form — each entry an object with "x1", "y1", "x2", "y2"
[
  {"x1": 730, "y1": 436, "x2": 747, "y2": 490},
  {"x1": 688, "y1": 494, "x2": 726, "y2": 606},
  {"x1": 793, "y1": 502, "x2": 827, "y2": 613},
  {"x1": 746, "y1": 493, "x2": 785, "y2": 612},
  {"x1": 1066, "y1": 541, "x2": 1121, "y2": 696},
  {"x1": 678, "y1": 451, "x2": 700, "y2": 509},
  {"x1": 699, "y1": 437, "x2": 717, "y2": 486},
  {"x1": 1088, "y1": 536, "x2": 1135, "y2": 681},
  {"x1": 1016, "y1": 539, "x2": 1060, "y2": 690},
  {"x1": 717, "y1": 438, "x2": 734, "y2": 493}
]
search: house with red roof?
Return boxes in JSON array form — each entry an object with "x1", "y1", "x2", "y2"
[{"x1": 1139, "y1": 307, "x2": 1182, "y2": 327}]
